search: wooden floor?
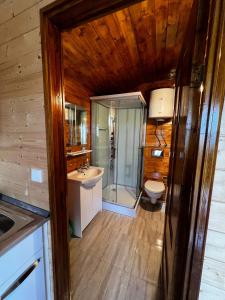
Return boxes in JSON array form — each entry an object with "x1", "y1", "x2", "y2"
[{"x1": 69, "y1": 202, "x2": 165, "y2": 300}]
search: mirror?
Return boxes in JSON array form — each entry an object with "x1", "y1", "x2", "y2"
[{"x1": 65, "y1": 102, "x2": 87, "y2": 146}]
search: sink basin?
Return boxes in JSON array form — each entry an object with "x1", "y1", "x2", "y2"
[
  {"x1": 0, "y1": 204, "x2": 33, "y2": 242},
  {"x1": 0, "y1": 214, "x2": 15, "y2": 236},
  {"x1": 67, "y1": 166, "x2": 104, "y2": 187}
]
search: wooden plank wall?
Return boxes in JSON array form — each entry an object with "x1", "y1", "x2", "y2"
[
  {"x1": 144, "y1": 119, "x2": 172, "y2": 181},
  {"x1": 139, "y1": 80, "x2": 173, "y2": 183},
  {"x1": 62, "y1": 0, "x2": 193, "y2": 95},
  {"x1": 62, "y1": 44, "x2": 93, "y2": 173},
  {"x1": 199, "y1": 105, "x2": 225, "y2": 298},
  {"x1": 0, "y1": 0, "x2": 55, "y2": 210}
]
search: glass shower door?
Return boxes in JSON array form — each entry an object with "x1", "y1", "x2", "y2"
[
  {"x1": 91, "y1": 102, "x2": 116, "y2": 202},
  {"x1": 91, "y1": 100, "x2": 145, "y2": 209},
  {"x1": 115, "y1": 108, "x2": 143, "y2": 208}
]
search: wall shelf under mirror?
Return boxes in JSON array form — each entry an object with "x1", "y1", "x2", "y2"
[{"x1": 66, "y1": 149, "x2": 92, "y2": 157}]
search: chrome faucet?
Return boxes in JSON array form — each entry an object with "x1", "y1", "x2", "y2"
[
  {"x1": 83, "y1": 157, "x2": 90, "y2": 170},
  {"x1": 77, "y1": 157, "x2": 89, "y2": 173},
  {"x1": 77, "y1": 166, "x2": 85, "y2": 173}
]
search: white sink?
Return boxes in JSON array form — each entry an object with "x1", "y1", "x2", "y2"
[
  {"x1": 67, "y1": 166, "x2": 103, "y2": 237},
  {"x1": 67, "y1": 166, "x2": 104, "y2": 188}
]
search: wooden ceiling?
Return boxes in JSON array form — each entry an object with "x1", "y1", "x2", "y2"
[{"x1": 62, "y1": 0, "x2": 193, "y2": 96}]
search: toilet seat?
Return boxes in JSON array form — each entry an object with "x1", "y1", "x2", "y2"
[{"x1": 144, "y1": 180, "x2": 165, "y2": 193}]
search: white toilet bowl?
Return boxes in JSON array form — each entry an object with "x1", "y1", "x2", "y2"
[{"x1": 144, "y1": 180, "x2": 165, "y2": 204}]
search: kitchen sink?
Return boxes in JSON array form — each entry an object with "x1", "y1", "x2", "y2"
[
  {"x1": 0, "y1": 214, "x2": 15, "y2": 236},
  {"x1": 0, "y1": 204, "x2": 33, "y2": 242}
]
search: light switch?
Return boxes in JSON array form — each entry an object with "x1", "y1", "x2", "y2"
[{"x1": 31, "y1": 168, "x2": 43, "y2": 183}]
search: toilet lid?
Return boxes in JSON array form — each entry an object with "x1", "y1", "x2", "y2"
[{"x1": 144, "y1": 180, "x2": 165, "y2": 193}]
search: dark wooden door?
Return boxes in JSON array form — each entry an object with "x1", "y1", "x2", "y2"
[
  {"x1": 162, "y1": 0, "x2": 212, "y2": 298},
  {"x1": 163, "y1": 51, "x2": 196, "y2": 299}
]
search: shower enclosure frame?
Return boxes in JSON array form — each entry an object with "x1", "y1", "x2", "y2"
[{"x1": 90, "y1": 92, "x2": 146, "y2": 216}]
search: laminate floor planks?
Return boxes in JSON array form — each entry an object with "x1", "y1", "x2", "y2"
[{"x1": 70, "y1": 202, "x2": 164, "y2": 300}]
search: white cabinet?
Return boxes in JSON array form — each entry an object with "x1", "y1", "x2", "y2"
[
  {"x1": 80, "y1": 186, "x2": 93, "y2": 230},
  {"x1": 0, "y1": 227, "x2": 46, "y2": 300},
  {"x1": 92, "y1": 180, "x2": 102, "y2": 214},
  {"x1": 68, "y1": 178, "x2": 102, "y2": 237}
]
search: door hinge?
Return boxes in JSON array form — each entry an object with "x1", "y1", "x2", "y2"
[{"x1": 190, "y1": 64, "x2": 205, "y2": 88}]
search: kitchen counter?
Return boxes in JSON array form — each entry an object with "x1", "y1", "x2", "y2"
[{"x1": 0, "y1": 194, "x2": 49, "y2": 256}]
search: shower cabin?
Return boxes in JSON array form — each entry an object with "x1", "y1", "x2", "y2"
[{"x1": 91, "y1": 92, "x2": 146, "y2": 216}]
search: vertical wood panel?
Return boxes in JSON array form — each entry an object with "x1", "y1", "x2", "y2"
[
  {"x1": 144, "y1": 120, "x2": 172, "y2": 179},
  {"x1": 62, "y1": 53, "x2": 92, "y2": 173},
  {"x1": 200, "y1": 282, "x2": 225, "y2": 299},
  {"x1": 204, "y1": 230, "x2": 225, "y2": 263},
  {"x1": 142, "y1": 80, "x2": 174, "y2": 187},
  {"x1": 0, "y1": 0, "x2": 55, "y2": 210},
  {"x1": 200, "y1": 83, "x2": 225, "y2": 297},
  {"x1": 62, "y1": 0, "x2": 193, "y2": 95},
  {"x1": 201, "y1": 258, "x2": 225, "y2": 290}
]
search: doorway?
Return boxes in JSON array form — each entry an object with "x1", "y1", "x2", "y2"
[{"x1": 40, "y1": 0, "x2": 225, "y2": 299}]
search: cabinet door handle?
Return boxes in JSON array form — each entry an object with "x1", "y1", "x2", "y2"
[{"x1": 1, "y1": 258, "x2": 41, "y2": 299}]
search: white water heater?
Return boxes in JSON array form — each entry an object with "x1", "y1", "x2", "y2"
[{"x1": 149, "y1": 88, "x2": 175, "y2": 119}]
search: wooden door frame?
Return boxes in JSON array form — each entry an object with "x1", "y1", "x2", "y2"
[
  {"x1": 184, "y1": 0, "x2": 225, "y2": 297},
  {"x1": 40, "y1": 0, "x2": 225, "y2": 299},
  {"x1": 40, "y1": 1, "x2": 143, "y2": 299},
  {"x1": 162, "y1": 0, "x2": 225, "y2": 298},
  {"x1": 163, "y1": 0, "x2": 225, "y2": 298}
]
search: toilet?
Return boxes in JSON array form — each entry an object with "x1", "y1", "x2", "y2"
[{"x1": 144, "y1": 174, "x2": 165, "y2": 204}]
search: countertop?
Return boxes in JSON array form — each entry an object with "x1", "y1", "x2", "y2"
[{"x1": 0, "y1": 195, "x2": 49, "y2": 256}]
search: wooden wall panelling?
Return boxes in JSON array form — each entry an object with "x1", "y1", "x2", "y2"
[
  {"x1": 207, "y1": 201, "x2": 225, "y2": 233},
  {"x1": 144, "y1": 120, "x2": 172, "y2": 180},
  {"x1": 62, "y1": 0, "x2": 193, "y2": 96},
  {"x1": 62, "y1": 32, "x2": 108, "y2": 92},
  {"x1": 66, "y1": 153, "x2": 91, "y2": 173},
  {"x1": 0, "y1": 0, "x2": 55, "y2": 211},
  {"x1": 0, "y1": 1, "x2": 56, "y2": 299},
  {"x1": 141, "y1": 79, "x2": 174, "y2": 184},
  {"x1": 106, "y1": 9, "x2": 144, "y2": 82},
  {"x1": 200, "y1": 282, "x2": 225, "y2": 299},
  {"x1": 154, "y1": 0, "x2": 169, "y2": 73},
  {"x1": 201, "y1": 257, "x2": 225, "y2": 291},
  {"x1": 210, "y1": 170, "x2": 225, "y2": 203},
  {"x1": 200, "y1": 106, "x2": 225, "y2": 298},
  {"x1": 62, "y1": 43, "x2": 92, "y2": 173},
  {"x1": 204, "y1": 230, "x2": 225, "y2": 266},
  {"x1": 92, "y1": 11, "x2": 142, "y2": 86},
  {"x1": 124, "y1": 1, "x2": 156, "y2": 78},
  {"x1": 164, "y1": 0, "x2": 180, "y2": 68}
]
